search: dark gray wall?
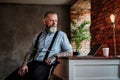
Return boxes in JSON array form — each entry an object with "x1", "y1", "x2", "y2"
[{"x1": 0, "y1": 3, "x2": 70, "y2": 80}]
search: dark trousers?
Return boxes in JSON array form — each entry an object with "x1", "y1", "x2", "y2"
[{"x1": 5, "y1": 61, "x2": 54, "y2": 80}]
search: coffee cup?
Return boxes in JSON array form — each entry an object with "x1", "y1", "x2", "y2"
[{"x1": 103, "y1": 48, "x2": 109, "y2": 57}]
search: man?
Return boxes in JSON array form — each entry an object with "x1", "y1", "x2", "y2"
[{"x1": 6, "y1": 11, "x2": 73, "y2": 80}]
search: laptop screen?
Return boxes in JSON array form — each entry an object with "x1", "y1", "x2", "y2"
[{"x1": 88, "y1": 44, "x2": 102, "y2": 56}]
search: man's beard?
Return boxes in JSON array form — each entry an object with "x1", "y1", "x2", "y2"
[{"x1": 49, "y1": 26, "x2": 57, "y2": 33}]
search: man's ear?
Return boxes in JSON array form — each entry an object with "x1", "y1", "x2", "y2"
[{"x1": 43, "y1": 19, "x2": 46, "y2": 25}]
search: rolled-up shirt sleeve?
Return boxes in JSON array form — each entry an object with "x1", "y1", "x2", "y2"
[{"x1": 61, "y1": 32, "x2": 73, "y2": 53}]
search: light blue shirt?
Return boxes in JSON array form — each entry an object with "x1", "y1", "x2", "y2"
[{"x1": 28, "y1": 31, "x2": 73, "y2": 61}]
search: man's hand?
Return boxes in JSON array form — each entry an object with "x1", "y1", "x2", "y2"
[
  {"x1": 45, "y1": 56, "x2": 57, "y2": 66},
  {"x1": 45, "y1": 58, "x2": 51, "y2": 66},
  {"x1": 18, "y1": 65, "x2": 28, "y2": 76}
]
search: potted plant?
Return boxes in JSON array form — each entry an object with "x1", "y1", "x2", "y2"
[{"x1": 71, "y1": 21, "x2": 91, "y2": 55}]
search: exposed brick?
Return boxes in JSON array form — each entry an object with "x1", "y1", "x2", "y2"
[
  {"x1": 91, "y1": 0, "x2": 120, "y2": 56},
  {"x1": 71, "y1": 0, "x2": 91, "y2": 55}
]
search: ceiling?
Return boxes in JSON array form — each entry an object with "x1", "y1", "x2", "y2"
[{"x1": 0, "y1": 0, "x2": 76, "y2": 5}]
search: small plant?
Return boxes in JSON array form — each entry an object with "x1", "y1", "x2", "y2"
[{"x1": 71, "y1": 21, "x2": 91, "y2": 52}]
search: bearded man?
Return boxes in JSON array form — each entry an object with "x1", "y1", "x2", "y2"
[{"x1": 6, "y1": 11, "x2": 73, "y2": 80}]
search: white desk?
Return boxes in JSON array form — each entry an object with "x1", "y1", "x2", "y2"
[{"x1": 54, "y1": 57, "x2": 120, "y2": 80}]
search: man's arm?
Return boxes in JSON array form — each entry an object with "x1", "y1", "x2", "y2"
[
  {"x1": 20, "y1": 52, "x2": 31, "y2": 67},
  {"x1": 58, "y1": 32, "x2": 73, "y2": 57},
  {"x1": 18, "y1": 52, "x2": 31, "y2": 76},
  {"x1": 55, "y1": 51, "x2": 73, "y2": 57},
  {"x1": 45, "y1": 51, "x2": 72, "y2": 65}
]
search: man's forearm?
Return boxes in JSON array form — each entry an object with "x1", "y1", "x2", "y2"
[
  {"x1": 21, "y1": 52, "x2": 31, "y2": 67},
  {"x1": 56, "y1": 51, "x2": 73, "y2": 57}
]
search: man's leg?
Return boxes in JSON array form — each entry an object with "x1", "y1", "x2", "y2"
[
  {"x1": 31, "y1": 64, "x2": 51, "y2": 80},
  {"x1": 25, "y1": 61, "x2": 56, "y2": 80}
]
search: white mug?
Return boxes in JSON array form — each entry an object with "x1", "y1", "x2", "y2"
[{"x1": 103, "y1": 48, "x2": 109, "y2": 57}]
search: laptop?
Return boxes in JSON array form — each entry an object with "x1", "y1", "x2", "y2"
[{"x1": 78, "y1": 44, "x2": 102, "y2": 57}]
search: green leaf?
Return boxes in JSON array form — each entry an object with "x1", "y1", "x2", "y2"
[{"x1": 71, "y1": 21, "x2": 91, "y2": 51}]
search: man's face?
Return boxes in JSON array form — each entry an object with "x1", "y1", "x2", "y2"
[{"x1": 44, "y1": 13, "x2": 58, "y2": 28}]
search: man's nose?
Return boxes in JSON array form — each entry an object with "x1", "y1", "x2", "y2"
[{"x1": 52, "y1": 21, "x2": 56, "y2": 25}]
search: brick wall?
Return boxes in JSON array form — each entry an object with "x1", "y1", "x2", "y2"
[
  {"x1": 70, "y1": 0, "x2": 91, "y2": 55},
  {"x1": 91, "y1": 0, "x2": 120, "y2": 56}
]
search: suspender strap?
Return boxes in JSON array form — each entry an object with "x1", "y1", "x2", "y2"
[
  {"x1": 32, "y1": 32, "x2": 42, "y2": 58},
  {"x1": 43, "y1": 31, "x2": 59, "y2": 61}
]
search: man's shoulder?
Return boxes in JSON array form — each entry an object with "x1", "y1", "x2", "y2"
[
  {"x1": 57, "y1": 31, "x2": 68, "y2": 38},
  {"x1": 35, "y1": 32, "x2": 42, "y2": 36},
  {"x1": 58, "y1": 31, "x2": 66, "y2": 35},
  {"x1": 34, "y1": 32, "x2": 43, "y2": 39}
]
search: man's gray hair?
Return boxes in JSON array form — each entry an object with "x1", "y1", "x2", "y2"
[{"x1": 44, "y1": 11, "x2": 58, "y2": 18}]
